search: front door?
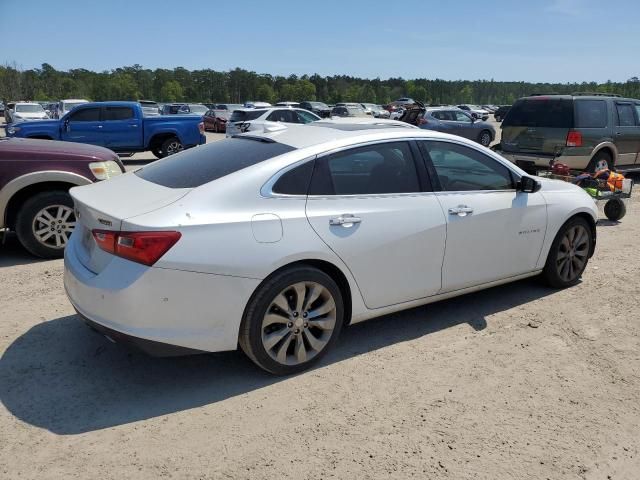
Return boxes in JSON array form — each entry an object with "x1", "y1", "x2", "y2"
[
  {"x1": 305, "y1": 141, "x2": 446, "y2": 309},
  {"x1": 614, "y1": 102, "x2": 640, "y2": 166},
  {"x1": 102, "y1": 106, "x2": 141, "y2": 150},
  {"x1": 61, "y1": 106, "x2": 104, "y2": 146},
  {"x1": 452, "y1": 110, "x2": 477, "y2": 140},
  {"x1": 419, "y1": 140, "x2": 547, "y2": 292}
]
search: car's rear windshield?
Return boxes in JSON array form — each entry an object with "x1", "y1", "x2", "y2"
[
  {"x1": 16, "y1": 104, "x2": 44, "y2": 112},
  {"x1": 230, "y1": 110, "x2": 265, "y2": 122},
  {"x1": 503, "y1": 98, "x2": 574, "y2": 128},
  {"x1": 136, "y1": 137, "x2": 296, "y2": 188}
]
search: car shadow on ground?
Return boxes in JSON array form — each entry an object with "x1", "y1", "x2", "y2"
[
  {"x1": 0, "y1": 233, "x2": 49, "y2": 268},
  {"x1": 0, "y1": 278, "x2": 556, "y2": 435}
]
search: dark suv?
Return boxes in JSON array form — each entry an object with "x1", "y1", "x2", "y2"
[
  {"x1": 499, "y1": 94, "x2": 640, "y2": 172},
  {"x1": 0, "y1": 137, "x2": 125, "y2": 258}
]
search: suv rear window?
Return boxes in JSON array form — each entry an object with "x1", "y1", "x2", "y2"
[
  {"x1": 136, "y1": 138, "x2": 295, "y2": 188},
  {"x1": 230, "y1": 110, "x2": 265, "y2": 122},
  {"x1": 575, "y1": 100, "x2": 607, "y2": 128},
  {"x1": 503, "y1": 98, "x2": 574, "y2": 128}
]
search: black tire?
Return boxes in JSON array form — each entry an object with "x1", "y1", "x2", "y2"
[
  {"x1": 478, "y1": 130, "x2": 492, "y2": 147},
  {"x1": 161, "y1": 137, "x2": 183, "y2": 157},
  {"x1": 542, "y1": 216, "x2": 593, "y2": 288},
  {"x1": 239, "y1": 266, "x2": 345, "y2": 375},
  {"x1": 152, "y1": 148, "x2": 164, "y2": 159},
  {"x1": 15, "y1": 190, "x2": 75, "y2": 259},
  {"x1": 586, "y1": 151, "x2": 612, "y2": 173},
  {"x1": 604, "y1": 198, "x2": 626, "y2": 221},
  {"x1": 495, "y1": 115, "x2": 501, "y2": 122}
]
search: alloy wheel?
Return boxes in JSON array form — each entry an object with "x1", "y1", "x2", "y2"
[
  {"x1": 32, "y1": 204, "x2": 76, "y2": 249},
  {"x1": 556, "y1": 224, "x2": 589, "y2": 282},
  {"x1": 166, "y1": 141, "x2": 183, "y2": 156},
  {"x1": 261, "y1": 282, "x2": 337, "y2": 366},
  {"x1": 480, "y1": 132, "x2": 491, "y2": 146}
]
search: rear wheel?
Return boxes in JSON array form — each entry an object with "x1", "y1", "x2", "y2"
[
  {"x1": 152, "y1": 148, "x2": 164, "y2": 159},
  {"x1": 239, "y1": 266, "x2": 344, "y2": 375},
  {"x1": 15, "y1": 190, "x2": 76, "y2": 258},
  {"x1": 161, "y1": 137, "x2": 183, "y2": 157},
  {"x1": 586, "y1": 151, "x2": 612, "y2": 173},
  {"x1": 478, "y1": 130, "x2": 492, "y2": 147},
  {"x1": 542, "y1": 217, "x2": 592, "y2": 288}
]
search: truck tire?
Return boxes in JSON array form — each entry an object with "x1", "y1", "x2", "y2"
[
  {"x1": 586, "y1": 151, "x2": 612, "y2": 173},
  {"x1": 152, "y1": 148, "x2": 164, "y2": 159},
  {"x1": 161, "y1": 137, "x2": 183, "y2": 157},
  {"x1": 15, "y1": 190, "x2": 75, "y2": 259}
]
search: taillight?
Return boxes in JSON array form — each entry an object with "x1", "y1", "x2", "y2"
[
  {"x1": 198, "y1": 121, "x2": 205, "y2": 134},
  {"x1": 566, "y1": 130, "x2": 582, "y2": 147},
  {"x1": 92, "y1": 230, "x2": 181, "y2": 266}
]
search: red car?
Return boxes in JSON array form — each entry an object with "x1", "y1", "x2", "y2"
[
  {"x1": 203, "y1": 109, "x2": 232, "y2": 133},
  {"x1": 0, "y1": 137, "x2": 125, "y2": 258}
]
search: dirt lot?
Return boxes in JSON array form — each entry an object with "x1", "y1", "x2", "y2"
[{"x1": 1, "y1": 121, "x2": 640, "y2": 479}]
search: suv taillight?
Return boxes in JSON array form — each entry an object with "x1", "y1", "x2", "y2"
[
  {"x1": 566, "y1": 130, "x2": 582, "y2": 147},
  {"x1": 92, "y1": 230, "x2": 181, "y2": 266}
]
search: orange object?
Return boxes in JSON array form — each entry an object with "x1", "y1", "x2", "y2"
[{"x1": 593, "y1": 169, "x2": 625, "y2": 191}]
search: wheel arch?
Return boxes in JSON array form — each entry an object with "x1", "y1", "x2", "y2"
[
  {"x1": 0, "y1": 171, "x2": 91, "y2": 230},
  {"x1": 590, "y1": 142, "x2": 617, "y2": 165},
  {"x1": 148, "y1": 131, "x2": 182, "y2": 152}
]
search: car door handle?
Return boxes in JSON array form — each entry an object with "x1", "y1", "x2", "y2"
[
  {"x1": 448, "y1": 205, "x2": 474, "y2": 217},
  {"x1": 329, "y1": 214, "x2": 362, "y2": 226}
]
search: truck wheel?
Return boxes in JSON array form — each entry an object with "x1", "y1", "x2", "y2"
[
  {"x1": 152, "y1": 148, "x2": 164, "y2": 159},
  {"x1": 15, "y1": 190, "x2": 75, "y2": 259},
  {"x1": 604, "y1": 198, "x2": 626, "y2": 221},
  {"x1": 161, "y1": 137, "x2": 183, "y2": 157}
]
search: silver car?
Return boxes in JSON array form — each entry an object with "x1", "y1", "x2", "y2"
[{"x1": 420, "y1": 107, "x2": 496, "y2": 146}]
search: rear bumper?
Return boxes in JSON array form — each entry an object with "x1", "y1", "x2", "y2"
[
  {"x1": 63, "y1": 232, "x2": 260, "y2": 354},
  {"x1": 500, "y1": 152, "x2": 591, "y2": 171}
]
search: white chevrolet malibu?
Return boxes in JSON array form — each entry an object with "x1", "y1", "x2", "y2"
[{"x1": 64, "y1": 121, "x2": 598, "y2": 374}]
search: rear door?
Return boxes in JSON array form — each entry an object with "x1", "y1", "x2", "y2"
[
  {"x1": 419, "y1": 139, "x2": 546, "y2": 291},
  {"x1": 102, "y1": 106, "x2": 142, "y2": 150},
  {"x1": 305, "y1": 140, "x2": 446, "y2": 309},
  {"x1": 61, "y1": 106, "x2": 105, "y2": 146},
  {"x1": 501, "y1": 97, "x2": 573, "y2": 155},
  {"x1": 613, "y1": 102, "x2": 640, "y2": 166}
]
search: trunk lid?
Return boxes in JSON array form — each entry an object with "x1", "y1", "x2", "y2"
[
  {"x1": 501, "y1": 97, "x2": 574, "y2": 155},
  {"x1": 70, "y1": 172, "x2": 190, "y2": 273}
]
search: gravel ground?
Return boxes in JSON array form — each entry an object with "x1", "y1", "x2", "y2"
[{"x1": 1, "y1": 119, "x2": 639, "y2": 479}]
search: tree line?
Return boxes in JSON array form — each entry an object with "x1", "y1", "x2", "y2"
[{"x1": 2, "y1": 63, "x2": 640, "y2": 106}]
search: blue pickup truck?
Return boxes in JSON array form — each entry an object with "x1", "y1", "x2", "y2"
[{"x1": 5, "y1": 101, "x2": 206, "y2": 158}]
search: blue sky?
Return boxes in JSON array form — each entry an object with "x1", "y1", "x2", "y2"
[{"x1": 2, "y1": 0, "x2": 638, "y2": 82}]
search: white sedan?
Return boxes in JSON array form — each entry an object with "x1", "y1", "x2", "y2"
[{"x1": 64, "y1": 122, "x2": 597, "y2": 374}]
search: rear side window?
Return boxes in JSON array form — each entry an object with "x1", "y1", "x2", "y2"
[
  {"x1": 266, "y1": 110, "x2": 298, "y2": 123},
  {"x1": 503, "y1": 98, "x2": 574, "y2": 128},
  {"x1": 104, "y1": 107, "x2": 134, "y2": 121},
  {"x1": 616, "y1": 103, "x2": 636, "y2": 127},
  {"x1": 272, "y1": 160, "x2": 315, "y2": 195},
  {"x1": 309, "y1": 142, "x2": 420, "y2": 195},
  {"x1": 575, "y1": 100, "x2": 607, "y2": 128},
  {"x1": 136, "y1": 138, "x2": 295, "y2": 188},
  {"x1": 230, "y1": 110, "x2": 264, "y2": 122}
]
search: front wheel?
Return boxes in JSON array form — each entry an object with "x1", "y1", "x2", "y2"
[
  {"x1": 239, "y1": 267, "x2": 344, "y2": 375},
  {"x1": 15, "y1": 190, "x2": 76, "y2": 258},
  {"x1": 152, "y1": 148, "x2": 164, "y2": 159},
  {"x1": 478, "y1": 130, "x2": 492, "y2": 147},
  {"x1": 542, "y1": 217, "x2": 593, "y2": 288}
]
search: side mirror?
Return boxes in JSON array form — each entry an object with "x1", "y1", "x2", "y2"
[
  {"x1": 518, "y1": 176, "x2": 542, "y2": 193},
  {"x1": 64, "y1": 119, "x2": 70, "y2": 132}
]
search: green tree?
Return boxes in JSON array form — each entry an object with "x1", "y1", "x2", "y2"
[{"x1": 160, "y1": 80, "x2": 183, "y2": 102}]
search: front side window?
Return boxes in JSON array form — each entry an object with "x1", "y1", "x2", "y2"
[
  {"x1": 454, "y1": 111, "x2": 472, "y2": 122},
  {"x1": 616, "y1": 103, "x2": 636, "y2": 127},
  {"x1": 309, "y1": 142, "x2": 420, "y2": 195},
  {"x1": 421, "y1": 141, "x2": 514, "y2": 191},
  {"x1": 103, "y1": 107, "x2": 134, "y2": 121},
  {"x1": 68, "y1": 108, "x2": 100, "y2": 122},
  {"x1": 267, "y1": 110, "x2": 298, "y2": 123}
]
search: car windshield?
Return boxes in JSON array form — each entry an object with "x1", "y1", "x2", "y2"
[
  {"x1": 16, "y1": 104, "x2": 44, "y2": 113},
  {"x1": 217, "y1": 104, "x2": 243, "y2": 110},
  {"x1": 230, "y1": 110, "x2": 265, "y2": 122},
  {"x1": 188, "y1": 105, "x2": 208, "y2": 114},
  {"x1": 140, "y1": 102, "x2": 158, "y2": 108},
  {"x1": 310, "y1": 102, "x2": 329, "y2": 108}
]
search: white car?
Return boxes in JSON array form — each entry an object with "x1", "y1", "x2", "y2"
[
  {"x1": 56, "y1": 99, "x2": 89, "y2": 119},
  {"x1": 64, "y1": 122, "x2": 597, "y2": 375},
  {"x1": 225, "y1": 107, "x2": 321, "y2": 137},
  {"x1": 9, "y1": 102, "x2": 49, "y2": 122}
]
